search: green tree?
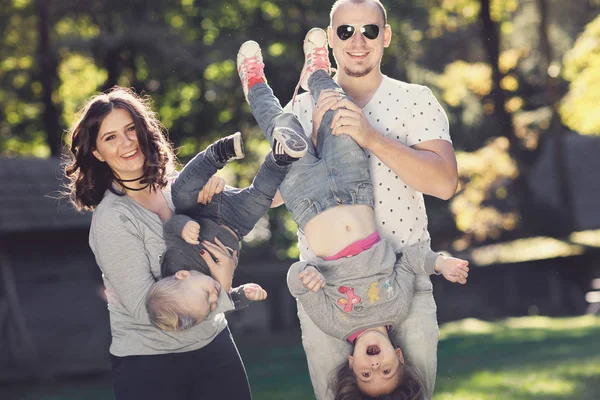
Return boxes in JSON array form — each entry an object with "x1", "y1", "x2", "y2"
[{"x1": 560, "y1": 14, "x2": 600, "y2": 135}]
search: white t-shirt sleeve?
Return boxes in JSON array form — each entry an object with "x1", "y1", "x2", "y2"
[
  {"x1": 283, "y1": 93, "x2": 315, "y2": 141},
  {"x1": 404, "y1": 87, "x2": 452, "y2": 147}
]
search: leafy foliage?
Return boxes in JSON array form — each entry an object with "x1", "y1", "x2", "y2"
[
  {"x1": 560, "y1": 14, "x2": 600, "y2": 135},
  {"x1": 1, "y1": 0, "x2": 599, "y2": 251}
]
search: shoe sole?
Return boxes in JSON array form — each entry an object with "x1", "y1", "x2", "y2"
[
  {"x1": 273, "y1": 127, "x2": 308, "y2": 158},
  {"x1": 232, "y1": 131, "x2": 245, "y2": 160}
]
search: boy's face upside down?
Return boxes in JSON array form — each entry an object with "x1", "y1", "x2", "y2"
[{"x1": 175, "y1": 270, "x2": 221, "y2": 323}]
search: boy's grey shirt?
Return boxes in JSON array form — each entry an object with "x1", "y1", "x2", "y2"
[
  {"x1": 162, "y1": 215, "x2": 255, "y2": 313},
  {"x1": 89, "y1": 188, "x2": 235, "y2": 357},
  {"x1": 287, "y1": 240, "x2": 439, "y2": 341},
  {"x1": 161, "y1": 215, "x2": 241, "y2": 277}
]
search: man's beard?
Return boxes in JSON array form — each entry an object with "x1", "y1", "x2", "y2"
[{"x1": 344, "y1": 65, "x2": 375, "y2": 78}]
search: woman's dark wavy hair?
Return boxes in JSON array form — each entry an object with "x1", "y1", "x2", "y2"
[
  {"x1": 63, "y1": 86, "x2": 176, "y2": 211},
  {"x1": 331, "y1": 337, "x2": 426, "y2": 400}
]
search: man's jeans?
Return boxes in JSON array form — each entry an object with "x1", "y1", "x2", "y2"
[
  {"x1": 298, "y1": 273, "x2": 439, "y2": 400},
  {"x1": 248, "y1": 71, "x2": 373, "y2": 230},
  {"x1": 171, "y1": 146, "x2": 288, "y2": 239}
]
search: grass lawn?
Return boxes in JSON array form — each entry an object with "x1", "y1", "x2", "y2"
[
  {"x1": 433, "y1": 316, "x2": 600, "y2": 400},
  {"x1": 2, "y1": 315, "x2": 599, "y2": 399}
]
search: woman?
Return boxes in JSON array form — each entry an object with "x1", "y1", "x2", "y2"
[{"x1": 63, "y1": 87, "x2": 252, "y2": 400}]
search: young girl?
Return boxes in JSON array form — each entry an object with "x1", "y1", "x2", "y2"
[{"x1": 237, "y1": 29, "x2": 469, "y2": 399}]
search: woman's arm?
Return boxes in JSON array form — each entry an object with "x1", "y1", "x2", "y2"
[{"x1": 90, "y1": 210, "x2": 156, "y2": 324}]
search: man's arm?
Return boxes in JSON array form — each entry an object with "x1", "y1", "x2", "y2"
[
  {"x1": 368, "y1": 138, "x2": 457, "y2": 200},
  {"x1": 324, "y1": 88, "x2": 458, "y2": 200}
]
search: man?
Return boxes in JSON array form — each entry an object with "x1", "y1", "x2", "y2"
[{"x1": 284, "y1": 0, "x2": 458, "y2": 398}]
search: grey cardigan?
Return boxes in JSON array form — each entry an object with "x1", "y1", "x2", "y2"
[{"x1": 89, "y1": 187, "x2": 234, "y2": 357}]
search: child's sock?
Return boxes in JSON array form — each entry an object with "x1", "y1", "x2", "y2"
[{"x1": 237, "y1": 41, "x2": 267, "y2": 103}]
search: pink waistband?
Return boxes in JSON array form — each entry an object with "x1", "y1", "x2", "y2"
[
  {"x1": 347, "y1": 325, "x2": 391, "y2": 344},
  {"x1": 323, "y1": 232, "x2": 380, "y2": 261}
]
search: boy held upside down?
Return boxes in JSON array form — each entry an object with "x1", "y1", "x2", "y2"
[{"x1": 146, "y1": 102, "x2": 310, "y2": 331}]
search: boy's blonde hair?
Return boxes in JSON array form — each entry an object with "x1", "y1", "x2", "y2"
[{"x1": 145, "y1": 276, "x2": 198, "y2": 331}]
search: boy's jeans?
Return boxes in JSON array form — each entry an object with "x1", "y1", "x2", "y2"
[
  {"x1": 171, "y1": 148, "x2": 288, "y2": 238},
  {"x1": 248, "y1": 70, "x2": 373, "y2": 230}
]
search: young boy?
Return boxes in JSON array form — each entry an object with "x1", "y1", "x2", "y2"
[{"x1": 146, "y1": 109, "x2": 311, "y2": 331}]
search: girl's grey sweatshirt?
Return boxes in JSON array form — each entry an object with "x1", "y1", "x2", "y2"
[{"x1": 287, "y1": 239, "x2": 439, "y2": 341}]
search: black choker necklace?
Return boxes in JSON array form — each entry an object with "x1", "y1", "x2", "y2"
[
  {"x1": 113, "y1": 174, "x2": 149, "y2": 191},
  {"x1": 120, "y1": 182, "x2": 150, "y2": 191},
  {"x1": 114, "y1": 174, "x2": 145, "y2": 183}
]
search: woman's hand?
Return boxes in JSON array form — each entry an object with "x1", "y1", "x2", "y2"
[
  {"x1": 298, "y1": 266, "x2": 326, "y2": 292},
  {"x1": 197, "y1": 175, "x2": 225, "y2": 205},
  {"x1": 199, "y1": 237, "x2": 238, "y2": 292}
]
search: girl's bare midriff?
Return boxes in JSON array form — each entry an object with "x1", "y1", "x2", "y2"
[{"x1": 303, "y1": 204, "x2": 376, "y2": 258}]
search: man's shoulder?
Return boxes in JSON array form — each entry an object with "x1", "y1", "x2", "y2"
[{"x1": 383, "y1": 75, "x2": 430, "y2": 96}]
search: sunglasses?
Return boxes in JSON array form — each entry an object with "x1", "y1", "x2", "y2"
[{"x1": 336, "y1": 24, "x2": 381, "y2": 41}]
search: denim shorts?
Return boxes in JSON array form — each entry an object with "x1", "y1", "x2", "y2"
[
  {"x1": 280, "y1": 133, "x2": 374, "y2": 229},
  {"x1": 278, "y1": 71, "x2": 374, "y2": 230}
]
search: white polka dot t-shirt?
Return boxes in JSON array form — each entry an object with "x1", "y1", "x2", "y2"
[{"x1": 286, "y1": 75, "x2": 452, "y2": 259}]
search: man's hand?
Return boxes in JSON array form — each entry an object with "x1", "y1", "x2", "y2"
[
  {"x1": 312, "y1": 89, "x2": 345, "y2": 148},
  {"x1": 197, "y1": 175, "x2": 225, "y2": 205},
  {"x1": 242, "y1": 283, "x2": 268, "y2": 301},
  {"x1": 328, "y1": 98, "x2": 378, "y2": 149},
  {"x1": 181, "y1": 221, "x2": 200, "y2": 245},
  {"x1": 298, "y1": 266, "x2": 326, "y2": 292},
  {"x1": 434, "y1": 256, "x2": 469, "y2": 284},
  {"x1": 199, "y1": 237, "x2": 238, "y2": 292}
]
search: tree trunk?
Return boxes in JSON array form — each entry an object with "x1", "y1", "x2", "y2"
[
  {"x1": 537, "y1": 0, "x2": 575, "y2": 233},
  {"x1": 36, "y1": 0, "x2": 62, "y2": 157},
  {"x1": 479, "y1": 0, "x2": 514, "y2": 145},
  {"x1": 478, "y1": 0, "x2": 575, "y2": 236},
  {"x1": 99, "y1": 12, "x2": 121, "y2": 91},
  {"x1": 479, "y1": 0, "x2": 536, "y2": 235}
]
